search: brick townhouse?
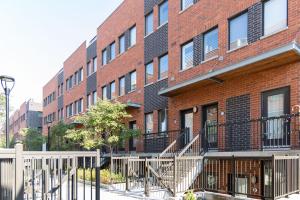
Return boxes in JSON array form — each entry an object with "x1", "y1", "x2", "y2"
[{"x1": 42, "y1": 0, "x2": 300, "y2": 198}]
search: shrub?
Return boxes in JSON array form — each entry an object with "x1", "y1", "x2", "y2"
[
  {"x1": 77, "y1": 168, "x2": 125, "y2": 184},
  {"x1": 185, "y1": 190, "x2": 196, "y2": 200}
]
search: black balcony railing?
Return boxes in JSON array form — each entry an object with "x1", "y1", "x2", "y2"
[
  {"x1": 144, "y1": 129, "x2": 189, "y2": 153},
  {"x1": 202, "y1": 113, "x2": 300, "y2": 152}
]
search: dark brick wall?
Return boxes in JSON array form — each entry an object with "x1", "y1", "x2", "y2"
[
  {"x1": 87, "y1": 40, "x2": 97, "y2": 62},
  {"x1": 248, "y1": 2, "x2": 263, "y2": 44},
  {"x1": 193, "y1": 34, "x2": 203, "y2": 66},
  {"x1": 57, "y1": 70, "x2": 64, "y2": 85},
  {"x1": 57, "y1": 95, "x2": 64, "y2": 110},
  {"x1": 144, "y1": 0, "x2": 160, "y2": 15},
  {"x1": 144, "y1": 79, "x2": 168, "y2": 113},
  {"x1": 86, "y1": 72, "x2": 97, "y2": 95},
  {"x1": 144, "y1": 24, "x2": 168, "y2": 64},
  {"x1": 225, "y1": 94, "x2": 250, "y2": 151}
]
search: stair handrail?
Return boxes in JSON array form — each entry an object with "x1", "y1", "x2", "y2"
[{"x1": 177, "y1": 133, "x2": 200, "y2": 157}]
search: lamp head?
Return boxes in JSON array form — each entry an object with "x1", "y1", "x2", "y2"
[{"x1": 0, "y1": 75, "x2": 15, "y2": 94}]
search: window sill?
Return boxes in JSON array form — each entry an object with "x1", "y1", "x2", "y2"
[
  {"x1": 260, "y1": 27, "x2": 288, "y2": 40},
  {"x1": 127, "y1": 90, "x2": 136, "y2": 94},
  {"x1": 158, "y1": 77, "x2": 168, "y2": 82},
  {"x1": 201, "y1": 55, "x2": 219, "y2": 64},
  {"x1": 226, "y1": 43, "x2": 248, "y2": 54},
  {"x1": 144, "y1": 82, "x2": 154, "y2": 87},
  {"x1": 179, "y1": 4, "x2": 194, "y2": 14},
  {"x1": 179, "y1": 66, "x2": 194, "y2": 73},
  {"x1": 127, "y1": 44, "x2": 136, "y2": 50}
]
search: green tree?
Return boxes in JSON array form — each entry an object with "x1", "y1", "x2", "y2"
[
  {"x1": 20, "y1": 128, "x2": 45, "y2": 151},
  {"x1": 65, "y1": 100, "x2": 140, "y2": 155},
  {"x1": 49, "y1": 121, "x2": 77, "y2": 151},
  {"x1": 0, "y1": 93, "x2": 5, "y2": 132}
]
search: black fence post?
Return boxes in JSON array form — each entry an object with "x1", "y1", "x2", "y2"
[
  {"x1": 232, "y1": 155, "x2": 235, "y2": 197},
  {"x1": 96, "y1": 149, "x2": 101, "y2": 200}
]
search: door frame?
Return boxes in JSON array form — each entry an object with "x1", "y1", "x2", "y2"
[
  {"x1": 202, "y1": 103, "x2": 218, "y2": 149},
  {"x1": 261, "y1": 86, "x2": 290, "y2": 147},
  {"x1": 129, "y1": 121, "x2": 137, "y2": 151},
  {"x1": 180, "y1": 108, "x2": 194, "y2": 145}
]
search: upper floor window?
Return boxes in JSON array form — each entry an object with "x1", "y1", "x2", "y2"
[
  {"x1": 145, "y1": 113, "x2": 153, "y2": 133},
  {"x1": 87, "y1": 62, "x2": 91, "y2": 76},
  {"x1": 181, "y1": 0, "x2": 193, "y2": 11},
  {"x1": 158, "y1": 109, "x2": 167, "y2": 132},
  {"x1": 119, "y1": 35, "x2": 125, "y2": 54},
  {"x1": 66, "y1": 79, "x2": 69, "y2": 90},
  {"x1": 77, "y1": 98, "x2": 83, "y2": 113},
  {"x1": 93, "y1": 91, "x2": 97, "y2": 104},
  {"x1": 93, "y1": 57, "x2": 97, "y2": 72},
  {"x1": 129, "y1": 26, "x2": 136, "y2": 47},
  {"x1": 181, "y1": 41, "x2": 193, "y2": 70},
  {"x1": 78, "y1": 68, "x2": 83, "y2": 82},
  {"x1": 203, "y1": 27, "x2": 218, "y2": 61},
  {"x1": 159, "y1": 0, "x2": 168, "y2": 26},
  {"x1": 110, "y1": 81, "x2": 116, "y2": 100},
  {"x1": 69, "y1": 75, "x2": 73, "y2": 89},
  {"x1": 102, "y1": 86, "x2": 107, "y2": 100},
  {"x1": 102, "y1": 49, "x2": 107, "y2": 65},
  {"x1": 145, "y1": 12, "x2": 154, "y2": 36},
  {"x1": 130, "y1": 71, "x2": 137, "y2": 92},
  {"x1": 110, "y1": 43, "x2": 115, "y2": 61},
  {"x1": 263, "y1": 0, "x2": 287, "y2": 36},
  {"x1": 145, "y1": 62, "x2": 154, "y2": 85},
  {"x1": 119, "y1": 76, "x2": 125, "y2": 96},
  {"x1": 229, "y1": 12, "x2": 248, "y2": 50},
  {"x1": 159, "y1": 54, "x2": 168, "y2": 79},
  {"x1": 87, "y1": 94, "x2": 91, "y2": 109}
]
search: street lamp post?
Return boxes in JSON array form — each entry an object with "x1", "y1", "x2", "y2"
[{"x1": 0, "y1": 75, "x2": 15, "y2": 148}]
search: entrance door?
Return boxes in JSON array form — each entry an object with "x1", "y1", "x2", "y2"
[
  {"x1": 181, "y1": 109, "x2": 193, "y2": 146},
  {"x1": 202, "y1": 104, "x2": 218, "y2": 149},
  {"x1": 262, "y1": 87, "x2": 290, "y2": 147},
  {"x1": 129, "y1": 121, "x2": 137, "y2": 152}
]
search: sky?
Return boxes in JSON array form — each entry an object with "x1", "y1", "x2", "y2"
[{"x1": 0, "y1": 0, "x2": 123, "y2": 113}]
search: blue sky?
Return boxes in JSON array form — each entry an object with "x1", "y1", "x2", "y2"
[{"x1": 0, "y1": 0, "x2": 123, "y2": 112}]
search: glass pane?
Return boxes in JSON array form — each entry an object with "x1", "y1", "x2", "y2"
[
  {"x1": 159, "y1": 54, "x2": 168, "y2": 79},
  {"x1": 159, "y1": 110, "x2": 167, "y2": 132},
  {"x1": 204, "y1": 28, "x2": 218, "y2": 60},
  {"x1": 182, "y1": 0, "x2": 193, "y2": 10},
  {"x1": 264, "y1": 0, "x2": 287, "y2": 35},
  {"x1": 145, "y1": 12, "x2": 153, "y2": 36},
  {"x1": 102, "y1": 50, "x2": 107, "y2": 65},
  {"x1": 130, "y1": 71, "x2": 137, "y2": 91},
  {"x1": 130, "y1": 26, "x2": 136, "y2": 46},
  {"x1": 119, "y1": 35, "x2": 125, "y2": 54},
  {"x1": 110, "y1": 43, "x2": 115, "y2": 60},
  {"x1": 93, "y1": 57, "x2": 97, "y2": 72},
  {"x1": 181, "y1": 41, "x2": 193, "y2": 70},
  {"x1": 230, "y1": 13, "x2": 248, "y2": 50},
  {"x1": 146, "y1": 113, "x2": 153, "y2": 133},
  {"x1": 145, "y1": 62, "x2": 154, "y2": 84},
  {"x1": 110, "y1": 82, "x2": 116, "y2": 99},
  {"x1": 102, "y1": 87, "x2": 107, "y2": 100},
  {"x1": 119, "y1": 77, "x2": 125, "y2": 96},
  {"x1": 266, "y1": 94, "x2": 284, "y2": 139},
  {"x1": 159, "y1": 1, "x2": 168, "y2": 26}
]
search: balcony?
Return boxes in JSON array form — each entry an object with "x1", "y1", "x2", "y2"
[{"x1": 202, "y1": 113, "x2": 300, "y2": 153}]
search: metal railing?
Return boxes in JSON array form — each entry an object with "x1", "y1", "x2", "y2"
[
  {"x1": 203, "y1": 114, "x2": 300, "y2": 152},
  {"x1": 0, "y1": 144, "x2": 101, "y2": 200}
]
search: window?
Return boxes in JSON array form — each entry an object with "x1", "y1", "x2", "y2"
[
  {"x1": 119, "y1": 35, "x2": 125, "y2": 54},
  {"x1": 110, "y1": 43, "x2": 115, "y2": 61},
  {"x1": 130, "y1": 71, "x2": 137, "y2": 91},
  {"x1": 110, "y1": 81, "x2": 116, "y2": 100},
  {"x1": 145, "y1": 113, "x2": 153, "y2": 133},
  {"x1": 119, "y1": 76, "x2": 125, "y2": 96},
  {"x1": 158, "y1": 109, "x2": 167, "y2": 132},
  {"x1": 67, "y1": 103, "x2": 73, "y2": 117},
  {"x1": 102, "y1": 49, "x2": 107, "y2": 65},
  {"x1": 159, "y1": 1, "x2": 168, "y2": 26},
  {"x1": 181, "y1": 41, "x2": 193, "y2": 70},
  {"x1": 60, "y1": 83, "x2": 63, "y2": 95},
  {"x1": 74, "y1": 71, "x2": 78, "y2": 85},
  {"x1": 74, "y1": 100, "x2": 78, "y2": 114},
  {"x1": 87, "y1": 62, "x2": 91, "y2": 76},
  {"x1": 264, "y1": 0, "x2": 287, "y2": 36},
  {"x1": 204, "y1": 28, "x2": 218, "y2": 60},
  {"x1": 229, "y1": 12, "x2": 248, "y2": 50},
  {"x1": 102, "y1": 86, "x2": 107, "y2": 100},
  {"x1": 87, "y1": 94, "x2": 91, "y2": 109},
  {"x1": 69, "y1": 75, "x2": 73, "y2": 89},
  {"x1": 159, "y1": 54, "x2": 168, "y2": 79},
  {"x1": 93, "y1": 91, "x2": 97, "y2": 104},
  {"x1": 78, "y1": 68, "x2": 83, "y2": 83},
  {"x1": 145, "y1": 12, "x2": 153, "y2": 36},
  {"x1": 66, "y1": 79, "x2": 69, "y2": 91},
  {"x1": 129, "y1": 26, "x2": 136, "y2": 47},
  {"x1": 93, "y1": 57, "x2": 97, "y2": 72},
  {"x1": 181, "y1": 0, "x2": 193, "y2": 10},
  {"x1": 145, "y1": 62, "x2": 154, "y2": 85},
  {"x1": 78, "y1": 98, "x2": 83, "y2": 113}
]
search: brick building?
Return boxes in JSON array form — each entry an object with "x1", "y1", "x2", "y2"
[
  {"x1": 9, "y1": 99, "x2": 42, "y2": 135},
  {"x1": 42, "y1": 0, "x2": 300, "y2": 198}
]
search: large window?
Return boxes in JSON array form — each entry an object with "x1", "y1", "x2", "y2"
[
  {"x1": 110, "y1": 81, "x2": 116, "y2": 100},
  {"x1": 110, "y1": 42, "x2": 115, "y2": 61},
  {"x1": 102, "y1": 86, "x2": 107, "y2": 100},
  {"x1": 93, "y1": 57, "x2": 97, "y2": 72},
  {"x1": 119, "y1": 35, "x2": 125, "y2": 54},
  {"x1": 145, "y1": 62, "x2": 154, "y2": 85},
  {"x1": 159, "y1": 54, "x2": 168, "y2": 79},
  {"x1": 181, "y1": 41, "x2": 193, "y2": 70},
  {"x1": 102, "y1": 49, "x2": 107, "y2": 65},
  {"x1": 130, "y1": 71, "x2": 137, "y2": 91},
  {"x1": 229, "y1": 12, "x2": 248, "y2": 50},
  {"x1": 264, "y1": 0, "x2": 287, "y2": 36},
  {"x1": 145, "y1": 113, "x2": 153, "y2": 133},
  {"x1": 145, "y1": 12, "x2": 153, "y2": 36},
  {"x1": 129, "y1": 26, "x2": 136, "y2": 47},
  {"x1": 93, "y1": 91, "x2": 97, "y2": 104},
  {"x1": 158, "y1": 109, "x2": 167, "y2": 132},
  {"x1": 204, "y1": 28, "x2": 218, "y2": 61},
  {"x1": 87, "y1": 94, "x2": 91, "y2": 109},
  {"x1": 119, "y1": 76, "x2": 125, "y2": 96},
  {"x1": 181, "y1": 0, "x2": 193, "y2": 10},
  {"x1": 159, "y1": 1, "x2": 168, "y2": 26}
]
